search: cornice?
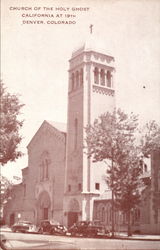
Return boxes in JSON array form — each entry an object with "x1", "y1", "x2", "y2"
[{"x1": 92, "y1": 85, "x2": 115, "y2": 96}]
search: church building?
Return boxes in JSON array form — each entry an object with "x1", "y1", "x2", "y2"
[
  {"x1": 4, "y1": 32, "x2": 116, "y2": 228},
  {"x1": 63, "y1": 34, "x2": 115, "y2": 227}
]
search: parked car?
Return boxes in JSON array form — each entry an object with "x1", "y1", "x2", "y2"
[
  {"x1": 39, "y1": 220, "x2": 67, "y2": 236},
  {"x1": 11, "y1": 221, "x2": 38, "y2": 233},
  {"x1": 0, "y1": 217, "x2": 5, "y2": 226},
  {"x1": 68, "y1": 221, "x2": 110, "y2": 238}
]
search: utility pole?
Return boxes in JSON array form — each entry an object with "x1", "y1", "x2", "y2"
[{"x1": 111, "y1": 148, "x2": 115, "y2": 238}]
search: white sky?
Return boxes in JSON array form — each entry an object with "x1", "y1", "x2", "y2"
[{"x1": 1, "y1": 0, "x2": 160, "y2": 179}]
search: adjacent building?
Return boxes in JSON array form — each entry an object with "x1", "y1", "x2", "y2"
[{"x1": 92, "y1": 152, "x2": 160, "y2": 234}]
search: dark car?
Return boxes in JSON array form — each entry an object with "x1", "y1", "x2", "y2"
[
  {"x1": 39, "y1": 220, "x2": 67, "y2": 235},
  {"x1": 11, "y1": 221, "x2": 38, "y2": 233},
  {"x1": 68, "y1": 221, "x2": 109, "y2": 238}
]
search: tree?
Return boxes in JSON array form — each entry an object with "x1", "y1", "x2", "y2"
[
  {"x1": 0, "y1": 81, "x2": 24, "y2": 165},
  {"x1": 85, "y1": 109, "x2": 142, "y2": 236},
  {"x1": 0, "y1": 175, "x2": 12, "y2": 205},
  {"x1": 140, "y1": 120, "x2": 160, "y2": 157}
]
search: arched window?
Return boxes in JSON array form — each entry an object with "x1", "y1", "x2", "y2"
[
  {"x1": 80, "y1": 68, "x2": 83, "y2": 85},
  {"x1": 94, "y1": 67, "x2": 99, "y2": 84},
  {"x1": 76, "y1": 71, "x2": 79, "y2": 88},
  {"x1": 102, "y1": 207, "x2": 105, "y2": 222},
  {"x1": 135, "y1": 208, "x2": 140, "y2": 221},
  {"x1": 42, "y1": 162, "x2": 45, "y2": 180},
  {"x1": 100, "y1": 69, "x2": 105, "y2": 86},
  {"x1": 74, "y1": 118, "x2": 78, "y2": 149},
  {"x1": 40, "y1": 151, "x2": 50, "y2": 181},
  {"x1": 110, "y1": 207, "x2": 112, "y2": 222},
  {"x1": 45, "y1": 159, "x2": 49, "y2": 179},
  {"x1": 97, "y1": 205, "x2": 101, "y2": 220},
  {"x1": 23, "y1": 184, "x2": 26, "y2": 197},
  {"x1": 144, "y1": 164, "x2": 147, "y2": 172},
  {"x1": 107, "y1": 71, "x2": 112, "y2": 87},
  {"x1": 40, "y1": 164, "x2": 43, "y2": 181},
  {"x1": 71, "y1": 73, "x2": 75, "y2": 90}
]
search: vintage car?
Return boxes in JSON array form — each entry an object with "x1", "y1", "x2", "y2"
[
  {"x1": 68, "y1": 221, "x2": 110, "y2": 238},
  {"x1": 38, "y1": 220, "x2": 67, "y2": 236},
  {"x1": 11, "y1": 221, "x2": 38, "y2": 233}
]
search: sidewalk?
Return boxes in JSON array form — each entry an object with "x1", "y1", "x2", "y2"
[
  {"x1": 0, "y1": 226, "x2": 12, "y2": 232},
  {"x1": 1, "y1": 226, "x2": 160, "y2": 241},
  {"x1": 114, "y1": 232, "x2": 160, "y2": 241}
]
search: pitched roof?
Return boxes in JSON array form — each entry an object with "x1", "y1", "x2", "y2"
[
  {"x1": 72, "y1": 33, "x2": 114, "y2": 59},
  {"x1": 27, "y1": 120, "x2": 67, "y2": 148},
  {"x1": 46, "y1": 120, "x2": 66, "y2": 133}
]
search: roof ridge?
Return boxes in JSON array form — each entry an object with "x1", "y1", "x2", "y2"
[{"x1": 45, "y1": 120, "x2": 66, "y2": 133}]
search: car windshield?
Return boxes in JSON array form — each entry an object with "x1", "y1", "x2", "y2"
[
  {"x1": 17, "y1": 221, "x2": 32, "y2": 225},
  {"x1": 77, "y1": 221, "x2": 88, "y2": 226},
  {"x1": 41, "y1": 219, "x2": 59, "y2": 225},
  {"x1": 50, "y1": 219, "x2": 60, "y2": 225}
]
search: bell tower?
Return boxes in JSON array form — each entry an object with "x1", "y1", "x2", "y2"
[{"x1": 63, "y1": 31, "x2": 115, "y2": 227}]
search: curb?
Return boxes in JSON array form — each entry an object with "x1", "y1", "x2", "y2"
[{"x1": 113, "y1": 236, "x2": 160, "y2": 241}]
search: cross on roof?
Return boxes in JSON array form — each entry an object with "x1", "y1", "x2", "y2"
[{"x1": 89, "y1": 24, "x2": 93, "y2": 34}]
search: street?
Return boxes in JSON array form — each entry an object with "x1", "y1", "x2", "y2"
[{"x1": 1, "y1": 231, "x2": 160, "y2": 250}]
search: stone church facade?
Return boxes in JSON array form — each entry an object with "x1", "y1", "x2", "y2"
[
  {"x1": 4, "y1": 35, "x2": 115, "y2": 227},
  {"x1": 4, "y1": 120, "x2": 66, "y2": 226},
  {"x1": 4, "y1": 34, "x2": 115, "y2": 227},
  {"x1": 4, "y1": 35, "x2": 160, "y2": 234}
]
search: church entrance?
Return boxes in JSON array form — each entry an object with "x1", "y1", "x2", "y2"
[
  {"x1": 43, "y1": 207, "x2": 48, "y2": 220},
  {"x1": 68, "y1": 212, "x2": 78, "y2": 228},
  {"x1": 9, "y1": 213, "x2": 15, "y2": 226},
  {"x1": 37, "y1": 191, "x2": 51, "y2": 223},
  {"x1": 67, "y1": 198, "x2": 80, "y2": 228}
]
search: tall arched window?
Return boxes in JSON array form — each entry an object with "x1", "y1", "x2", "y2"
[
  {"x1": 110, "y1": 207, "x2": 112, "y2": 222},
  {"x1": 100, "y1": 69, "x2": 105, "y2": 85},
  {"x1": 23, "y1": 184, "x2": 26, "y2": 197},
  {"x1": 135, "y1": 208, "x2": 140, "y2": 222},
  {"x1": 71, "y1": 73, "x2": 75, "y2": 90},
  {"x1": 144, "y1": 164, "x2": 147, "y2": 172},
  {"x1": 107, "y1": 71, "x2": 112, "y2": 87},
  {"x1": 74, "y1": 118, "x2": 78, "y2": 149},
  {"x1": 40, "y1": 164, "x2": 43, "y2": 181},
  {"x1": 42, "y1": 162, "x2": 45, "y2": 180},
  {"x1": 76, "y1": 71, "x2": 79, "y2": 88},
  {"x1": 40, "y1": 151, "x2": 50, "y2": 181},
  {"x1": 45, "y1": 159, "x2": 49, "y2": 179},
  {"x1": 94, "y1": 67, "x2": 99, "y2": 84},
  {"x1": 80, "y1": 68, "x2": 83, "y2": 85},
  {"x1": 102, "y1": 207, "x2": 105, "y2": 222}
]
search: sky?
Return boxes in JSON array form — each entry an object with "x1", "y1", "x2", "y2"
[{"x1": 1, "y1": 0, "x2": 160, "y2": 180}]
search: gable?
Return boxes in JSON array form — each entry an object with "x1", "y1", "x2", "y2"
[{"x1": 27, "y1": 120, "x2": 66, "y2": 150}]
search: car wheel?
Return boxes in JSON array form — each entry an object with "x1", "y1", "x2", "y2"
[
  {"x1": 88, "y1": 231, "x2": 96, "y2": 238},
  {"x1": 50, "y1": 230, "x2": 55, "y2": 235},
  {"x1": 71, "y1": 232, "x2": 75, "y2": 237},
  {"x1": 38, "y1": 228, "x2": 43, "y2": 234}
]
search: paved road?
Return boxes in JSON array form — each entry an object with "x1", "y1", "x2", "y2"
[{"x1": 1, "y1": 232, "x2": 160, "y2": 250}]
